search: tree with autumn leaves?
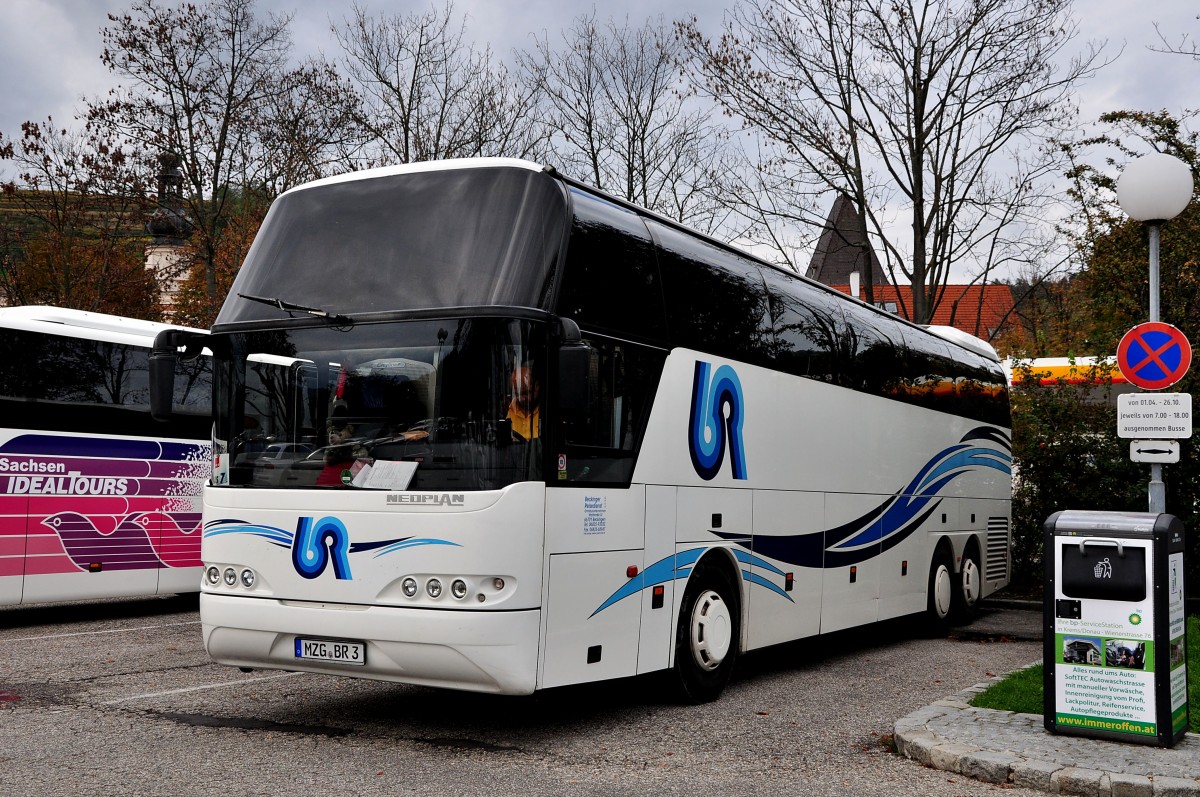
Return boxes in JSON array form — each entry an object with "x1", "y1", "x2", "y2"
[{"x1": 0, "y1": 120, "x2": 159, "y2": 316}]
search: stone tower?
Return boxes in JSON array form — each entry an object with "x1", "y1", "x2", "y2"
[{"x1": 145, "y1": 151, "x2": 194, "y2": 317}]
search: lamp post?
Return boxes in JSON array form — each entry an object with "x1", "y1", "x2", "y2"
[{"x1": 1116, "y1": 153, "x2": 1194, "y2": 513}]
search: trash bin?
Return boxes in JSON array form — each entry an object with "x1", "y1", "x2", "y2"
[{"x1": 1043, "y1": 510, "x2": 1188, "y2": 747}]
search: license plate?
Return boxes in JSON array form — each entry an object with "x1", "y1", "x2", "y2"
[{"x1": 294, "y1": 637, "x2": 366, "y2": 665}]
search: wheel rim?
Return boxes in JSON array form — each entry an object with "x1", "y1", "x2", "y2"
[
  {"x1": 689, "y1": 589, "x2": 732, "y2": 671},
  {"x1": 933, "y1": 564, "x2": 953, "y2": 619},
  {"x1": 961, "y1": 555, "x2": 981, "y2": 608}
]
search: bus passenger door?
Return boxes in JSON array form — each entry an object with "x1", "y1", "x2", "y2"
[
  {"x1": 821, "y1": 493, "x2": 882, "y2": 633},
  {"x1": 637, "y1": 485, "x2": 677, "y2": 674},
  {"x1": 0, "y1": 493, "x2": 28, "y2": 605}
]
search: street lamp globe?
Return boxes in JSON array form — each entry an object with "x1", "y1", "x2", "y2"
[{"x1": 1116, "y1": 153, "x2": 1194, "y2": 222}]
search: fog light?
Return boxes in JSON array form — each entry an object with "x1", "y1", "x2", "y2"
[
  {"x1": 451, "y1": 579, "x2": 467, "y2": 599},
  {"x1": 223, "y1": 567, "x2": 237, "y2": 586},
  {"x1": 206, "y1": 566, "x2": 221, "y2": 585},
  {"x1": 240, "y1": 569, "x2": 256, "y2": 588},
  {"x1": 426, "y1": 578, "x2": 442, "y2": 598},
  {"x1": 402, "y1": 577, "x2": 418, "y2": 597},
  {"x1": 492, "y1": 577, "x2": 505, "y2": 591}
]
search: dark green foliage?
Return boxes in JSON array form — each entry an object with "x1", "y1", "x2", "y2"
[
  {"x1": 1009, "y1": 364, "x2": 1144, "y2": 591},
  {"x1": 1029, "y1": 110, "x2": 1200, "y2": 598}
]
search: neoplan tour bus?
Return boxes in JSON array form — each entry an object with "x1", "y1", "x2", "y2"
[
  {"x1": 151, "y1": 158, "x2": 1011, "y2": 701},
  {"x1": 0, "y1": 306, "x2": 211, "y2": 607}
]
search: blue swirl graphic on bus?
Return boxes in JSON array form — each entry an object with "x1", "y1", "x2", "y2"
[
  {"x1": 591, "y1": 547, "x2": 793, "y2": 616},
  {"x1": 688, "y1": 361, "x2": 747, "y2": 481},
  {"x1": 716, "y1": 427, "x2": 1013, "y2": 568},
  {"x1": 291, "y1": 516, "x2": 352, "y2": 580},
  {"x1": 202, "y1": 519, "x2": 460, "y2": 582}
]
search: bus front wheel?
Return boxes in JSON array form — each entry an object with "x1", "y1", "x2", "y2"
[{"x1": 673, "y1": 560, "x2": 739, "y2": 703}]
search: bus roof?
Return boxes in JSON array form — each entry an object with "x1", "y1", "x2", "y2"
[{"x1": 278, "y1": 157, "x2": 545, "y2": 198}]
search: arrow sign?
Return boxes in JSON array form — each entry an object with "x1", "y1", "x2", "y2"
[
  {"x1": 1117, "y1": 322, "x2": 1192, "y2": 390},
  {"x1": 1130, "y1": 440, "x2": 1180, "y2": 463}
]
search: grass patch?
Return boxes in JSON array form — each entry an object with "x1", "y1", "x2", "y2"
[
  {"x1": 970, "y1": 615, "x2": 1199, "y2": 733},
  {"x1": 970, "y1": 662, "x2": 1044, "y2": 715},
  {"x1": 1190, "y1": 615, "x2": 1199, "y2": 732}
]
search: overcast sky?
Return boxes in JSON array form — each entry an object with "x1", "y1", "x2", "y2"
[{"x1": 1, "y1": 0, "x2": 1195, "y2": 148}]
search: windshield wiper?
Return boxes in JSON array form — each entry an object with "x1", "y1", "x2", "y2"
[{"x1": 238, "y1": 293, "x2": 352, "y2": 325}]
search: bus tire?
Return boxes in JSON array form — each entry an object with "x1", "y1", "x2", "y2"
[
  {"x1": 955, "y1": 541, "x2": 983, "y2": 622},
  {"x1": 925, "y1": 546, "x2": 955, "y2": 635},
  {"x1": 673, "y1": 559, "x2": 739, "y2": 703}
]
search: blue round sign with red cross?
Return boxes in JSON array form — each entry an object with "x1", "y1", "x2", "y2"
[{"x1": 1117, "y1": 322, "x2": 1192, "y2": 390}]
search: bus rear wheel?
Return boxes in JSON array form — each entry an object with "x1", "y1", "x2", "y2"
[
  {"x1": 673, "y1": 560, "x2": 739, "y2": 703},
  {"x1": 955, "y1": 543, "x2": 983, "y2": 621}
]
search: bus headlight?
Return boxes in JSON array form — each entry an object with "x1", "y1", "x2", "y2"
[
  {"x1": 426, "y1": 578, "x2": 443, "y2": 599},
  {"x1": 240, "y1": 569, "x2": 256, "y2": 588},
  {"x1": 402, "y1": 577, "x2": 418, "y2": 597},
  {"x1": 223, "y1": 568, "x2": 237, "y2": 587},
  {"x1": 206, "y1": 566, "x2": 221, "y2": 585},
  {"x1": 450, "y1": 579, "x2": 468, "y2": 600}
]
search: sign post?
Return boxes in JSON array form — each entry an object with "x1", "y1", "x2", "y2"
[{"x1": 1117, "y1": 323, "x2": 1193, "y2": 513}]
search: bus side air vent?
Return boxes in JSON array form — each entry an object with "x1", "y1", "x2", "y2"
[{"x1": 986, "y1": 517, "x2": 1010, "y2": 581}]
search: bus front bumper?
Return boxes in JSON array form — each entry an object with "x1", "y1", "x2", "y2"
[{"x1": 201, "y1": 592, "x2": 541, "y2": 694}]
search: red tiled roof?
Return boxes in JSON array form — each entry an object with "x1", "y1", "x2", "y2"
[{"x1": 829, "y1": 283, "x2": 1015, "y2": 339}]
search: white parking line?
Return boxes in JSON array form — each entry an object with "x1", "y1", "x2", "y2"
[
  {"x1": 2, "y1": 620, "x2": 201, "y2": 643},
  {"x1": 102, "y1": 671, "x2": 306, "y2": 704}
]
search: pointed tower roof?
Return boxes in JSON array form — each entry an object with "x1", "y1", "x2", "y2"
[{"x1": 806, "y1": 193, "x2": 887, "y2": 286}]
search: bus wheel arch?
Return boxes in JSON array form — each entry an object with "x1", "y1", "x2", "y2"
[{"x1": 673, "y1": 550, "x2": 741, "y2": 703}]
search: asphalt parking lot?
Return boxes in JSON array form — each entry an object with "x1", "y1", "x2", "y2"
[{"x1": 0, "y1": 595, "x2": 1047, "y2": 797}]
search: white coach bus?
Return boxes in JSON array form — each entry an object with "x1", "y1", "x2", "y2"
[{"x1": 151, "y1": 159, "x2": 1011, "y2": 701}]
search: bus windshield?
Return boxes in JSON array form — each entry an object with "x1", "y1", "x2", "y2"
[
  {"x1": 215, "y1": 166, "x2": 567, "y2": 324},
  {"x1": 215, "y1": 317, "x2": 546, "y2": 492}
]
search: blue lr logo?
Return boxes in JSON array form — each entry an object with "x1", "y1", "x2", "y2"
[
  {"x1": 291, "y1": 516, "x2": 352, "y2": 580},
  {"x1": 688, "y1": 361, "x2": 747, "y2": 481}
]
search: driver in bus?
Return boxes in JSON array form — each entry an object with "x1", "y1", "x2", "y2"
[{"x1": 506, "y1": 364, "x2": 540, "y2": 441}]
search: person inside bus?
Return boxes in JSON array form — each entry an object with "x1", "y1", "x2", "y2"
[
  {"x1": 506, "y1": 364, "x2": 540, "y2": 441},
  {"x1": 317, "y1": 419, "x2": 364, "y2": 486}
]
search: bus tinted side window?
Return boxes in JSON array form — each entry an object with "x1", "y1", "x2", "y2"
[
  {"x1": 839, "y1": 300, "x2": 906, "y2": 396},
  {"x1": 557, "y1": 190, "x2": 667, "y2": 344},
  {"x1": 0, "y1": 329, "x2": 211, "y2": 439},
  {"x1": 897, "y1": 325, "x2": 957, "y2": 416},
  {"x1": 761, "y1": 269, "x2": 852, "y2": 385},
  {"x1": 557, "y1": 338, "x2": 665, "y2": 486},
  {"x1": 646, "y1": 220, "x2": 774, "y2": 366}
]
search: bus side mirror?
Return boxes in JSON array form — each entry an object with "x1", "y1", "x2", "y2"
[
  {"x1": 150, "y1": 329, "x2": 206, "y2": 422},
  {"x1": 558, "y1": 342, "x2": 597, "y2": 415}
]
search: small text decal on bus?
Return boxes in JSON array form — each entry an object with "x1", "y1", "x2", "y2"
[
  {"x1": 292, "y1": 516, "x2": 352, "y2": 580},
  {"x1": 688, "y1": 361, "x2": 747, "y2": 481}
]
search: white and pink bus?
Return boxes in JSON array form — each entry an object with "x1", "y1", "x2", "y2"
[{"x1": 0, "y1": 306, "x2": 211, "y2": 606}]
